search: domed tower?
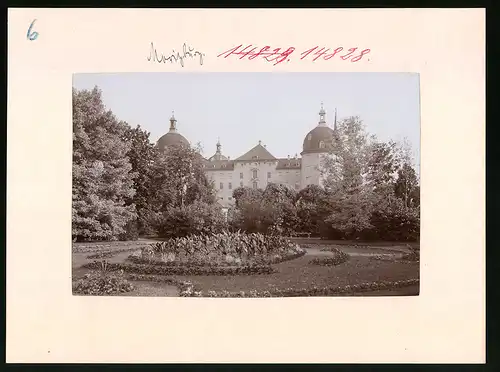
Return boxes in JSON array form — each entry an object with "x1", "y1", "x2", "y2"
[
  {"x1": 208, "y1": 138, "x2": 229, "y2": 162},
  {"x1": 300, "y1": 103, "x2": 336, "y2": 188},
  {"x1": 157, "y1": 111, "x2": 189, "y2": 152}
]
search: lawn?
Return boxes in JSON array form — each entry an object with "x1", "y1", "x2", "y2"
[
  {"x1": 172, "y1": 253, "x2": 419, "y2": 294},
  {"x1": 72, "y1": 239, "x2": 419, "y2": 297}
]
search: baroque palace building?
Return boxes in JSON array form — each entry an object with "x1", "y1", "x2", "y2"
[{"x1": 157, "y1": 104, "x2": 337, "y2": 211}]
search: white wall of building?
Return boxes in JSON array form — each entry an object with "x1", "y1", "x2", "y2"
[
  {"x1": 206, "y1": 154, "x2": 325, "y2": 209},
  {"x1": 300, "y1": 153, "x2": 322, "y2": 187}
]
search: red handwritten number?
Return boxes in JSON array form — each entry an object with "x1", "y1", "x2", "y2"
[
  {"x1": 248, "y1": 46, "x2": 269, "y2": 60},
  {"x1": 263, "y1": 48, "x2": 281, "y2": 62},
  {"x1": 273, "y1": 47, "x2": 295, "y2": 65},
  {"x1": 300, "y1": 46, "x2": 318, "y2": 60},
  {"x1": 217, "y1": 45, "x2": 370, "y2": 64},
  {"x1": 313, "y1": 47, "x2": 330, "y2": 61},
  {"x1": 351, "y1": 49, "x2": 371, "y2": 62},
  {"x1": 217, "y1": 45, "x2": 243, "y2": 58},
  {"x1": 324, "y1": 47, "x2": 343, "y2": 60},
  {"x1": 340, "y1": 48, "x2": 358, "y2": 60},
  {"x1": 238, "y1": 45, "x2": 258, "y2": 59}
]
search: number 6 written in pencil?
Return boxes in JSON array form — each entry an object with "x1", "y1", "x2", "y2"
[{"x1": 27, "y1": 19, "x2": 39, "y2": 41}]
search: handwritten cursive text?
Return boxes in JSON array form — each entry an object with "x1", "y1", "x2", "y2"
[{"x1": 147, "y1": 42, "x2": 205, "y2": 67}]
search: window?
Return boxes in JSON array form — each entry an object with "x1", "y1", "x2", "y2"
[
  {"x1": 240, "y1": 181, "x2": 243, "y2": 187},
  {"x1": 267, "y1": 172, "x2": 271, "y2": 179},
  {"x1": 220, "y1": 182, "x2": 223, "y2": 189},
  {"x1": 240, "y1": 172, "x2": 243, "y2": 179},
  {"x1": 229, "y1": 182, "x2": 232, "y2": 190},
  {"x1": 253, "y1": 181, "x2": 258, "y2": 189},
  {"x1": 252, "y1": 170, "x2": 257, "y2": 179},
  {"x1": 307, "y1": 134, "x2": 312, "y2": 141},
  {"x1": 319, "y1": 141, "x2": 325, "y2": 149},
  {"x1": 228, "y1": 197, "x2": 232, "y2": 201}
]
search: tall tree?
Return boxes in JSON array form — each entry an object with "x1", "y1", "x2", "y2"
[
  {"x1": 366, "y1": 140, "x2": 399, "y2": 196},
  {"x1": 72, "y1": 87, "x2": 136, "y2": 241},
  {"x1": 160, "y1": 143, "x2": 216, "y2": 209},
  {"x1": 122, "y1": 125, "x2": 159, "y2": 235},
  {"x1": 394, "y1": 162, "x2": 419, "y2": 209},
  {"x1": 321, "y1": 116, "x2": 376, "y2": 238}
]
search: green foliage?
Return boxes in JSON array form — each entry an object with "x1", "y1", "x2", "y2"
[
  {"x1": 157, "y1": 201, "x2": 226, "y2": 238},
  {"x1": 73, "y1": 268, "x2": 134, "y2": 295},
  {"x1": 72, "y1": 86, "x2": 219, "y2": 242},
  {"x1": 72, "y1": 87, "x2": 137, "y2": 242},
  {"x1": 146, "y1": 231, "x2": 303, "y2": 265},
  {"x1": 231, "y1": 184, "x2": 300, "y2": 235},
  {"x1": 83, "y1": 260, "x2": 276, "y2": 276},
  {"x1": 160, "y1": 143, "x2": 217, "y2": 209},
  {"x1": 318, "y1": 117, "x2": 420, "y2": 241},
  {"x1": 395, "y1": 163, "x2": 420, "y2": 209},
  {"x1": 122, "y1": 125, "x2": 159, "y2": 235},
  {"x1": 193, "y1": 279, "x2": 419, "y2": 297},
  {"x1": 309, "y1": 249, "x2": 350, "y2": 266}
]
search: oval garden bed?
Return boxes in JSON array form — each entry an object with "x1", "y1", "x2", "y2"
[{"x1": 95, "y1": 231, "x2": 307, "y2": 276}]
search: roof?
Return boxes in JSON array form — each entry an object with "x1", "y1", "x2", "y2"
[
  {"x1": 208, "y1": 153, "x2": 229, "y2": 162},
  {"x1": 235, "y1": 143, "x2": 277, "y2": 161},
  {"x1": 276, "y1": 158, "x2": 301, "y2": 170},
  {"x1": 203, "y1": 160, "x2": 235, "y2": 171},
  {"x1": 301, "y1": 125, "x2": 335, "y2": 154},
  {"x1": 157, "y1": 132, "x2": 189, "y2": 151}
]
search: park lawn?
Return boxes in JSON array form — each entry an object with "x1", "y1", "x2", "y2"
[
  {"x1": 72, "y1": 238, "x2": 419, "y2": 296},
  {"x1": 171, "y1": 255, "x2": 420, "y2": 295}
]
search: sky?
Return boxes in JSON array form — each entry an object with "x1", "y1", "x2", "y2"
[{"x1": 73, "y1": 72, "x2": 420, "y2": 169}]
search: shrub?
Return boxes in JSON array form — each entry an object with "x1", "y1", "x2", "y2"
[
  {"x1": 157, "y1": 201, "x2": 226, "y2": 238},
  {"x1": 309, "y1": 248, "x2": 349, "y2": 266},
  {"x1": 118, "y1": 219, "x2": 139, "y2": 241},
  {"x1": 73, "y1": 269, "x2": 134, "y2": 295}
]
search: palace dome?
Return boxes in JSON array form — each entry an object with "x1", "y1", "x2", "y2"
[
  {"x1": 157, "y1": 132, "x2": 189, "y2": 151},
  {"x1": 302, "y1": 126, "x2": 335, "y2": 154},
  {"x1": 156, "y1": 112, "x2": 189, "y2": 152},
  {"x1": 301, "y1": 104, "x2": 336, "y2": 155}
]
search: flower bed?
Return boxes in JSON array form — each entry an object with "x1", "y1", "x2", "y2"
[
  {"x1": 73, "y1": 244, "x2": 148, "y2": 254},
  {"x1": 180, "y1": 279, "x2": 420, "y2": 297},
  {"x1": 73, "y1": 270, "x2": 134, "y2": 295},
  {"x1": 125, "y1": 273, "x2": 195, "y2": 294},
  {"x1": 309, "y1": 248, "x2": 350, "y2": 266},
  {"x1": 86, "y1": 251, "x2": 120, "y2": 259},
  {"x1": 370, "y1": 253, "x2": 419, "y2": 264},
  {"x1": 82, "y1": 261, "x2": 277, "y2": 276},
  {"x1": 135, "y1": 231, "x2": 304, "y2": 267},
  {"x1": 128, "y1": 246, "x2": 306, "y2": 267}
]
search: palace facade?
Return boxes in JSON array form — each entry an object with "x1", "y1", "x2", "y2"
[{"x1": 157, "y1": 104, "x2": 337, "y2": 210}]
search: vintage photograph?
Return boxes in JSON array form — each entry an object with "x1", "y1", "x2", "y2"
[{"x1": 72, "y1": 72, "x2": 421, "y2": 297}]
